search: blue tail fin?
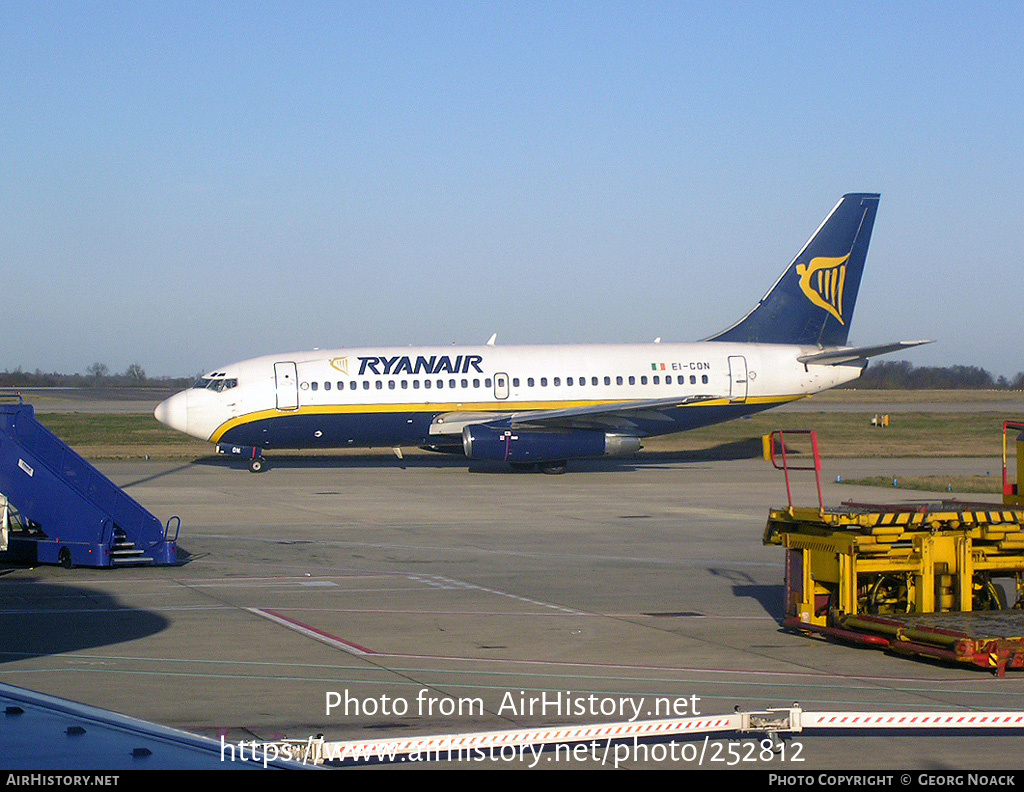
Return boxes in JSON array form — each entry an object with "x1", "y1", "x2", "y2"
[{"x1": 708, "y1": 193, "x2": 879, "y2": 346}]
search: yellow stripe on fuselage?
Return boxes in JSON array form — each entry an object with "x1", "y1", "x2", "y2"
[{"x1": 208, "y1": 394, "x2": 804, "y2": 443}]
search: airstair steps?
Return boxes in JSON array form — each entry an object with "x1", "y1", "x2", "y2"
[{"x1": 0, "y1": 397, "x2": 179, "y2": 568}]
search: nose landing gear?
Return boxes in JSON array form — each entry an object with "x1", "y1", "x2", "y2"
[{"x1": 217, "y1": 443, "x2": 267, "y2": 473}]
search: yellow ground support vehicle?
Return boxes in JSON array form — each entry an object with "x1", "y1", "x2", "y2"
[{"x1": 763, "y1": 424, "x2": 1024, "y2": 676}]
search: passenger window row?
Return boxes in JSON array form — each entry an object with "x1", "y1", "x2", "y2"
[
  {"x1": 516, "y1": 374, "x2": 709, "y2": 387},
  {"x1": 306, "y1": 378, "x2": 491, "y2": 392},
  {"x1": 301, "y1": 373, "x2": 710, "y2": 392}
]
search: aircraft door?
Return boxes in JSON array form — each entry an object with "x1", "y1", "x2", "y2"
[
  {"x1": 728, "y1": 356, "x2": 748, "y2": 403},
  {"x1": 274, "y1": 362, "x2": 299, "y2": 410},
  {"x1": 494, "y1": 372, "x2": 510, "y2": 400}
]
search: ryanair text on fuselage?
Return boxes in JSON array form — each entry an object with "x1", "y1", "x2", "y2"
[{"x1": 355, "y1": 355, "x2": 485, "y2": 377}]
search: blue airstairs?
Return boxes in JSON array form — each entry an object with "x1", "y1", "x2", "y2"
[{"x1": 0, "y1": 398, "x2": 179, "y2": 567}]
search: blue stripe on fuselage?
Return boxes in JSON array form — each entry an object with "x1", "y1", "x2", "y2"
[{"x1": 216, "y1": 401, "x2": 781, "y2": 450}]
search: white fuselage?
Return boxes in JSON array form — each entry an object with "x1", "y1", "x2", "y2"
[
  {"x1": 154, "y1": 341, "x2": 863, "y2": 452},
  {"x1": 152, "y1": 194, "x2": 899, "y2": 465}
]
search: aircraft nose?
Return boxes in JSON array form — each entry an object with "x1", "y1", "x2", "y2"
[{"x1": 154, "y1": 390, "x2": 189, "y2": 435}]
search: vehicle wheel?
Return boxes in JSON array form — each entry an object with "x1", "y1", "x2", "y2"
[
  {"x1": 58, "y1": 547, "x2": 73, "y2": 569},
  {"x1": 867, "y1": 574, "x2": 909, "y2": 614},
  {"x1": 539, "y1": 460, "x2": 568, "y2": 475},
  {"x1": 248, "y1": 458, "x2": 265, "y2": 473},
  {"x1": 974, "y1": 574, "x2": 1008, "y2": 611}
]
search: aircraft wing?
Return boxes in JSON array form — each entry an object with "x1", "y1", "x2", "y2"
[
  {"x1": 428, "y1": 395, "x2": 723, "y2": 438},
  {"x1": 506, "y1": 394, "x2": 723, "y2": 433},
  {"x1": 797, "y1": 340, "x2": 934, "y2": 366},
  {"x1": 495, "y1": 391, "x2": 729, "y2": 432}
]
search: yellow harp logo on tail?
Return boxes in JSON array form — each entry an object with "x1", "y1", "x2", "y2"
[{"x1": 795, "y1": 253, "x2": 850, "y2": 325}]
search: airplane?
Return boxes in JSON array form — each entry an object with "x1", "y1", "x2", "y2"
[{"x1": 154, "y1": 193, "x2": 930, "y2": 473}]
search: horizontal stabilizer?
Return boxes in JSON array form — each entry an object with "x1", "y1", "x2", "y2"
[{"x1": 797, "y1": 340, "x2": 934, "y2": 366}]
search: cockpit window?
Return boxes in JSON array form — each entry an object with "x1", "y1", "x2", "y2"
[{"x1": 191, "y1": 377, "x2": 238, "y2": 392}]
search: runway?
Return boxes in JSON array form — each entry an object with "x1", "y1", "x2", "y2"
[{"x1": 3, "y1": 453, "x2": 1023, "y2": 770}]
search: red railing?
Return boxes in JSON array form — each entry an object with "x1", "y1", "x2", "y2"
[
  {"x1": 1003, "y1": 421, "x2": 1024, "y2": 500},
  {"x1": 767, "y1": 429, "x2": 823, "y2": 511}
]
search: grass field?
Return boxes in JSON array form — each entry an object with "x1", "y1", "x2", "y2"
[
  {"x1": 36, "y1": 413, "x2": 210, "y2": 460},
  {"x1": 32, "y1": 389, "x2": 1023, "y2": 464},
  {"x1": 643, "y1": 410, "x2": 1012, "y2": 458},
  {"x1": 837, "y1": 475, "x2": 1003, "y2": 494}
]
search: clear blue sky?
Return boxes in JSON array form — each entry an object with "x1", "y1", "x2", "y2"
[{"x1": 3, "y1": 2, "x2": 1022, "y2": 379}]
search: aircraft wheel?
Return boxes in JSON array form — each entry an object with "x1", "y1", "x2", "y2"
[
  {"x1": 248, "y1": 458, "x2": 266, "y2": 473},
  {"x1": 539, "y1": 460, "x2": 568, "y2": 475},
  {"x1": 58, "y1": 547, "x2": 74, "y2": 569}
]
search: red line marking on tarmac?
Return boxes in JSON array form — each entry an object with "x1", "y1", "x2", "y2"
[{"x1": 248, "y1": 608, "x2": 376, "y2": 655}]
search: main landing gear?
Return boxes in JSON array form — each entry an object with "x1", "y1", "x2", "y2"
[{"x1": 509, "y1": 460, "x2": 568, "y2": 475}]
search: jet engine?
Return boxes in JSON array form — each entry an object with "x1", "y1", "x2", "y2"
[{"x1": 461, "y1": 425, "x2": 641, "y2": 464}]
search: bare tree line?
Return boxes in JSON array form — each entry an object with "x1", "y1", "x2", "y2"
[
  {"x1": 1, "y1": 360, "x2": 1022, "y2": 391},
  {"x1": 842, "y1": 360, "x2": 1024, "y2": 390},
  {"x1": 0, "y1": 364, "x2": 193, "y2": 389}
]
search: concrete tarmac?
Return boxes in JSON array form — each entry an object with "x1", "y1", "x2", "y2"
[{"x1": 3, "y1": 452, "x2": 1024, "y2": 770}]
